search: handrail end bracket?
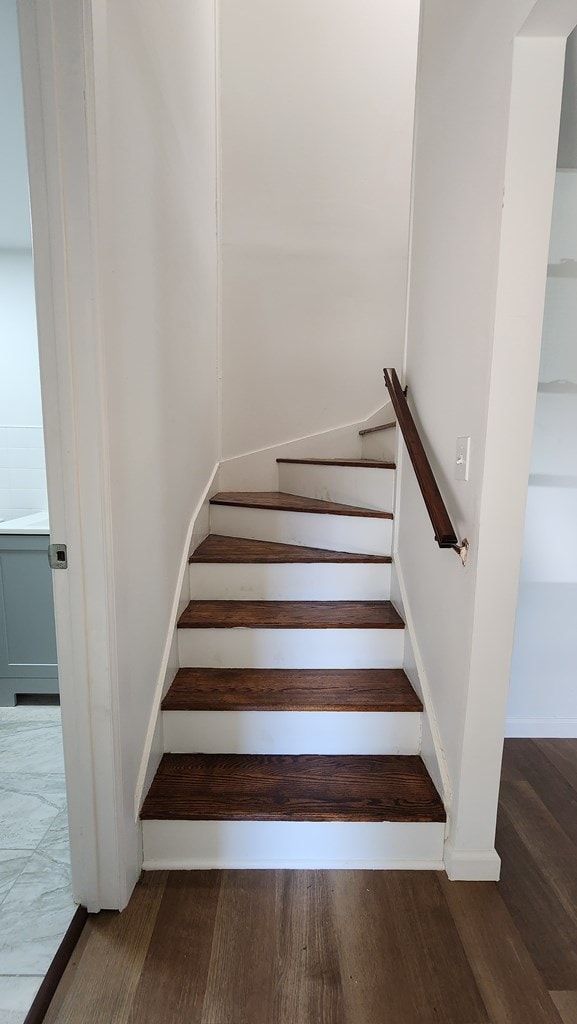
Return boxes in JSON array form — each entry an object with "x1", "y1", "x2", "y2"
[{"x1": 452, "y1": 538, "x2": 469, "y2": 566}]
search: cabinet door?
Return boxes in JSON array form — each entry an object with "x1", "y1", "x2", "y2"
[{"x1": 0, "y1": 536, "x2": 58, "y2": 697}]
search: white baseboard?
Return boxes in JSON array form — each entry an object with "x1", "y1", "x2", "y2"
[
  {"x1": 443, "y1": 842, "x2": 501, "y2": 881},
  {"x1": 505, "y1": 717, "x2": 577, "y2": 738}
]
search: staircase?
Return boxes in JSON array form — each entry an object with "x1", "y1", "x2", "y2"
[{"x1": 141, "y1": 422, "x2": 446, "y2": 869}]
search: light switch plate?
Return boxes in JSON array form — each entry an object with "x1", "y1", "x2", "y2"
[{"x1": 455, "y1": 436, "x2": 470, "y2": 481}]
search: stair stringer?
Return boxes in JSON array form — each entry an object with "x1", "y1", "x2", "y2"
[
  {"x1": 133, "y1": 462, "x2": 220, "y2": 820},
  {"x1": 389, "y1": 558, "x2": 453, "y2": 833},
  {"x1": 219, "y1": 402, "x2": 394, "y2": 492}
]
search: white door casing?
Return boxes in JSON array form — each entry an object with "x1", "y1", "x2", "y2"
[{"x1": 18, "y1": 0, "x2": 136, "y2": 911}]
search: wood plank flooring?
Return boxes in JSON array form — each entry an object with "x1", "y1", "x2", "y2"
[
  {"x1": 210, "y1": 491, "x2": 393, "y2": 518},
  {"x1": 189, "y1": 535, "x2": 391, "y2": 563},
  {"x1": 44, "y1": 739, "x2": 577, "y2": 1024},
  {"x1": 177, "y1": 599, "x2": 404, "y2": 629},
  {"x1": 140, "y1": 753, "x2": 445, "y2": 822},
  {"x1": 162, "y1": 667, "x2": 423, "y2": 712}
]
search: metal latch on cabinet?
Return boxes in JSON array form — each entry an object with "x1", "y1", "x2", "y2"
[{"x1": 48, "y1": 543, "x2": 68, "y2": 569}]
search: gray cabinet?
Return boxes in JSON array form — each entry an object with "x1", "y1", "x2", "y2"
[{"x1": 0, "y1": 534, "x2": 58, "y2": 705}]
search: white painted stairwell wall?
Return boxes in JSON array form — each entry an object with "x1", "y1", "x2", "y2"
[
  {"x1": 219, "y1": 0, "x2": 420, "y2": 461},
  {"x1": 396, "y1": 0, "x2": 572, "y2": 879},
  {"x1": 91, "y1": 0, "x2": 219, "y2": 893}
]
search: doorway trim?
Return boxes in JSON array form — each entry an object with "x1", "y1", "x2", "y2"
[{"x1": 18, "y1": 0, "x2": 134, "y2": 910}]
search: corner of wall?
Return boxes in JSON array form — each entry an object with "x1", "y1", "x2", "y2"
[
  {"x1": 443, "y1": 842, "x2": 501, "y2": 882},
  {"x1": 219, "y1": 403, "x2": 394, "y2": 492},
  {"x1": 133, "y1": 461, "x2": 220, "y2": 820}
]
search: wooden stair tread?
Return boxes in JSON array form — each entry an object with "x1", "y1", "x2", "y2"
[
  {"x1": 177, "y1": 600, "x2": 404, "y2": 630},
  {"x1": 210, "y1": 491, "x2": 393, "y2": 519},
  {"x1": 189, "y1": 535, "x2": 391, "y2": 564},
  {"x1": 162, "y1": 668, "x2": 422, "y2": 712},
  {"x1": 359, "y1": 421, "x2": 396, "y2": 437},
  {"x1": 140, "y1": 753, "x2": 446, "y2": 822},
  {"x1": 276, "y1": 457, "x2": 395, "y2": 469}
]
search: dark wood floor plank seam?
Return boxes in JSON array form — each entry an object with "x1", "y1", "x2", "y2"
[
  {"x1": 439, "y1": 874, "x2": 565, "y2": 1024},
  {"x1": 499, "y1": 778, "x2": 577, "y2": 935},
  {"x1": 127, "y1": 872, "x2": 221, "y2": 1024},
  {"x1": 502, "y1": 740, "x2": 577, "y2": 850},
  {"x1": 331, "y1": 871, "x2": 490, "y2": 1024},
  {"x1": 42, "y1": 872, "x2": 168, "y2": 1024}
]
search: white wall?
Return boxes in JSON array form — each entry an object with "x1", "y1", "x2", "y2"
[
  {"x1": 0, "y1": 0, "x2": 32, "y2": 248},
  {"x1": 396, "y1": 0, "x2": 570, "y2": 877},
  {"x1": 0, "y1": 251, "x2": 46, "y2": 520},
  {"x1": 93, "y1": 0, "x2": 219, "y2": 886},
  {"x1": 507, "y1": 170, "x2": 577, "y2": 736},
  {"x1": 0, "y1": 2, "x2": 46, "y2": 521},
  {"x1": 219, "y1": 0, "x2": 420, "y2": 459},
  {"x1": 558, "y1": 29, "x2": 577, "y2": 168}
]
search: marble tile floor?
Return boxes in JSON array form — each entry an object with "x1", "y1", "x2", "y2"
[{"x1": 0, "y1": 707, "x2": 76, "y2": 1024}]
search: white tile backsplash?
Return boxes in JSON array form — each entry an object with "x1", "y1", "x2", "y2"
[
  {"x1": 0, "y1": 426, "x2": 44, "y2": 449},
  {"x1": 0, "y1": 490, "x2": 47, "y2": 511},
  {"x1": 0, "y1": 426, "x2": 47, "y2": 523},
  {"x1": 0, "y1": 448, "x2": 45, "y2": 470},
  {"x1": 0, "y1": 468, "x2": 47, "y2": 490},
  {"x1": 0, "y1": 510, "x2": 39, "y2": 524}
]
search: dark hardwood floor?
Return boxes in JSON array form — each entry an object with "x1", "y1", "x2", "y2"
[{"x1": 44, "y1": 740, "x2": 577, "y2": 1024}]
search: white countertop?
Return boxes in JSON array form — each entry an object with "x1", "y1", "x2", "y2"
[{"x1": 0, "y1": 511, "x2": 50, "y2": 535}]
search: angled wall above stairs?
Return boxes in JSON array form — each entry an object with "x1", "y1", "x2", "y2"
[{"x1": 219, "y1": 0, "x2": 421, "y2": 460}]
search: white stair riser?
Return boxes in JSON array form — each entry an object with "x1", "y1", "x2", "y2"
[
  {"x1": 163, "y1": 710, "x2": 421, "y2": 755},
  {"x1": 142, "y1": 819, "x2": 445, "y2": 870},
  {"x1": 361, "y1": 431, "x2": 396, "y2": 462},
  {"x1": 278, "y1": 463, "x2": 394, "y2": 512},
  {"x1": 188, "y1": 562, "x2": 391, "y2": 601},
  {"x1": 177, "y1": 626, "x2": 404, "y2": 669},
  {"x1": 210, "y1": 505, "x2": 392, "y2": 556}
]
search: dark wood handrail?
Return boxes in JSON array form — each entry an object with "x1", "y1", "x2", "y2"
[{"x1": 384, "y1": 368, "x2": 466, "y2": 557}]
